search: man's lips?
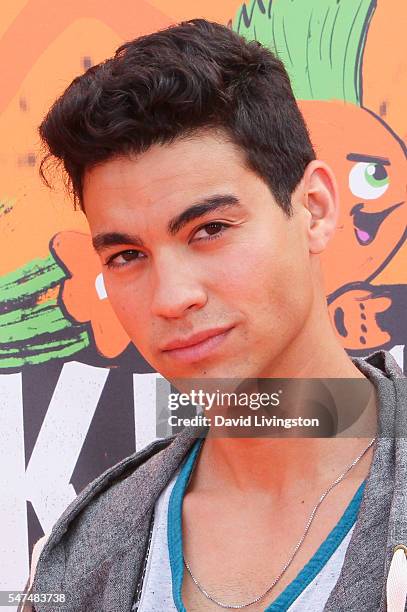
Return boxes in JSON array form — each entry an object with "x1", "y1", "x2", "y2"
[
  {"x1": 160, "y1": 325, "x2": 235, "y2": 351},
  {"x1": 160, "y1": 326, "x2": 235, "y2": 363}
]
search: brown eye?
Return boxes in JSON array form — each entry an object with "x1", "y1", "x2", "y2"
[
  {"x1": 205, "y1": 222, "x2": 223, "y2": 235},
  {"x1": 193, "y1": 222, "x2": 231, "y2": 242},
  {"x1": 105, "y1": 249, "x2": 144, "y2": 269},
  {"x1": 120, "y1": 250, "x2": 141, "y2": 261}
]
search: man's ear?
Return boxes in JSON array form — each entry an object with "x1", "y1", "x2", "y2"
[{"x1": 296, "y1": 160, "x2": 340, "y2": 254}]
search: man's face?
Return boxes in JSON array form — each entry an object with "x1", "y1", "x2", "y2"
[{"x1": 84, "y1": 131, "x2": 315, "y2": 381}]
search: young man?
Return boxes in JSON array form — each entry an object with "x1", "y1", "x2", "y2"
[{"x1": 26, "y1": 18, "x2": 407, "y2": 612}]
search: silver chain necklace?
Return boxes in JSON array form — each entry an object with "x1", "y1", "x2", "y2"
[{"x1": 183, "y1": 437, "x2": 376, "y2": 609}]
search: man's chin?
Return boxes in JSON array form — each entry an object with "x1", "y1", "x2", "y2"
[{"x1": 165, "y1": 363, "x2": 252, "y2": 392}]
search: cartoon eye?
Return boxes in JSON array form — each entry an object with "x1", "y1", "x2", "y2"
[{"x1": 349, "y1": 162, "x2": 389, "y2": 199}]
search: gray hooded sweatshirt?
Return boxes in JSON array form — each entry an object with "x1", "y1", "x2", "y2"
[{"x1": 26, "y1": 350, "x2": 407, "y2": 611}]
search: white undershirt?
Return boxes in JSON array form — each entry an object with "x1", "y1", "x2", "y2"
[{"x1": 135, "y1": 470, "x2": 356, "y2": 612}]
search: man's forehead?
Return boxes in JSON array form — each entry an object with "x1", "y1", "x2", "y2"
[
  {"x1": 83, "y1": 131, "x2": 247, "y2": 196},
  {"x1": 83, "y1": 147, "x2": 253, "y2": 235}
]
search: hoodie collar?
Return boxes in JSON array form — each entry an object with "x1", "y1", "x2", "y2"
[{"x1": 324, "y1": 350, "x2": 405, "y2": 611}]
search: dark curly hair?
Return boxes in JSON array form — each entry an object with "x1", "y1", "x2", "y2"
[{"x1": 38, "y1": 18, "x2": 315, "y2": 214}]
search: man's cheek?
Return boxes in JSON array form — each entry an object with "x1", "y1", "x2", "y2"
[
  {"x1": 111, "y1": 299, "x2": 148, "y2": 343},
  {"x1": 215, "y1": 250, "x2": 267, "y2": 291}
]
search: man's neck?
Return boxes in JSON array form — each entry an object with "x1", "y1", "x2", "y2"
[
  {"x1": 187, "y1": 358, "x2": 377, "y2": 499},
  {"x1": 189, "y1": 432, "x2": 376, "y2": 499}
]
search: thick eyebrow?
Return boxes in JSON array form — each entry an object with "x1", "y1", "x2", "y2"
[
  {"x1": 168, "y1": 194, "x2": 242, "y2": 235},
  {"x1": 91, "y1": 194, "x2": 242, "y2": 254},
  {"x1": 346, "y1": 153, "x2": 391, "y2": 166}
]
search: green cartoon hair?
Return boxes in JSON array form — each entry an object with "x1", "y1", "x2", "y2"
[{"x1": 232, "y1": 0, "x2": 376, "y2": 105}]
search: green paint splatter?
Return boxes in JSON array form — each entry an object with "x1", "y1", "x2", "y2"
[
  {"x1": 0, "y1": 329, "x2": 90, "y2": 368},
  {"x1": 0, "y1": 253, "x2": 90, "y2": 369},
  {"x1": 1, "y1": 298, "x2": 78, "y2": 342},
  {"x1": 0, "y1": 254, "x2": 67, "y2": 302}
]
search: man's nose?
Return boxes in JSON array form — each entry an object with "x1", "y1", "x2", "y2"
[{"x1": 150, "y1": 254, "x2": 208, "y2": 318}]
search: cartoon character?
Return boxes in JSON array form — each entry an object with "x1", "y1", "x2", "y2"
[
  {"x1": 233, "y1": 0, "x2": 407, "y2": 359},
  {"x1": 299, "y1": 99, "x2": 406, "y2": 352}
]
